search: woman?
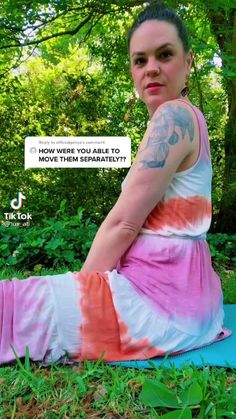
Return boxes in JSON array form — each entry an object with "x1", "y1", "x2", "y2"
[{"x1": 0, "y1": 3, "x2": 231, "y2": 365}]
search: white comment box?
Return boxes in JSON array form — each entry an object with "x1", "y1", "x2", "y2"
[{"x1": 25, "y1": 137, "x2": 131, "y2": 169}]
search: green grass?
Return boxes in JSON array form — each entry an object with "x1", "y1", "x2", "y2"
[
  {"x1": 0, "y1": 358, "x2": 236, "y2": 418},
  {"x1": 217, "y1": 266, "x2": 236, "y2": 304},
  {"x1": 0, "y1": 265, "x2": 236, "y2": 418}
]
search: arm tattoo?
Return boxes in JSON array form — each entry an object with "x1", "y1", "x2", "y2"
[{"x1": 138, "y1": 104, "x2": 195, "y2": 169}]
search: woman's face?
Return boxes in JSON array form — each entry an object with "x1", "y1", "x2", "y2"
[{"x1": 129, "y1": 20, "x2": 193, "y2": 116}]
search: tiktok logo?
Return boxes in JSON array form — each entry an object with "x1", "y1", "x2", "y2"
[
  {"x1": 10, "y1": 192, "x2": 27, "y2": 210},
  {"x1": 2, "y1": 192, "x2": 31, "y2": 226}
]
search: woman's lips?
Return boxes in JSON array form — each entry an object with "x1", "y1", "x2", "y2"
[{"x1": 146, "y1": 83, "x2": 163, "y2": 92}]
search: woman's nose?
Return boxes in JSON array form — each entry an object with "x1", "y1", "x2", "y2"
[{"x1": 145, "y1": 58, "x2": 161, "y2": 76}]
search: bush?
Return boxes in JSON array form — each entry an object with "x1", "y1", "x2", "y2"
[
  {"x1": 0, "y1": 200, "x2": 98, "y2": 271},
  {"x1": 207, "y1": 233, "x2": 236, "y2": 267}
]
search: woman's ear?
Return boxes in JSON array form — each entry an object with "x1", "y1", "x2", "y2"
[{"x1": 186, "y1": 49, "x2": 193, "y2": 72}]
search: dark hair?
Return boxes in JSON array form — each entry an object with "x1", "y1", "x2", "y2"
[{"x1": 128, "y1": 1, "x2": 190, "y2": 53}]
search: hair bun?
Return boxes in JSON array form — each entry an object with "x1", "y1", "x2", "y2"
[
  {"x1": 150, "y1": 0, "x2": 166, "y2": 8},
  {"x1": 155, "y1": 0, "x2": 165, "y2": 6}
]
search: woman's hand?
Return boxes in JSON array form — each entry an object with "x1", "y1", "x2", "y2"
[{"x1": 80, "y1": 215, "x2": 140, "y2": 274}]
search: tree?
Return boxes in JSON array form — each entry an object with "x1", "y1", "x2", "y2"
[
  {"x1": 0, "y1": 0, "x2": 145, "y2": 75},
  {"x1": 204, "y1": 2, "x2": 236, "y2": 232}
]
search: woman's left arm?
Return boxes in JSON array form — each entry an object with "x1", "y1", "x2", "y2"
[
  {"x1": 79, "y1": 206, "x2": 141, "y2": 274},
  {"x1": 80, "y1": 100, "x2": 196, "y2": 274}
]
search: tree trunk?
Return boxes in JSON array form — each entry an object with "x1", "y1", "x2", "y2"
[
  {"x1": 215, "y1": 102, "x2": 236, "y2": 232},
  {"x1": 207, "y1": 7, "x2": 236, "y2": 232}
]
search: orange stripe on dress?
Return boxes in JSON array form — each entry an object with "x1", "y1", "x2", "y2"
[
  {"x1": 74, "y1": 272, "x2": 164, "y2": 361},
  {"x1": 143, "y1": 196, "x2": 211, "y2": 231}
]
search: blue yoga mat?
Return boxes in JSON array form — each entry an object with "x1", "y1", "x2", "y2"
[{"x1": 109, "y1": 304, "x2": 236, "y2": 369}]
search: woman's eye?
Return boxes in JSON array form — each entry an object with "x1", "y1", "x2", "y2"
[
  {"x1": 160, "y1": 51, "x2": 172, "y2": 59},
  {"x1": 134, "y1": 57, "x2": 146, "y2": 65}
]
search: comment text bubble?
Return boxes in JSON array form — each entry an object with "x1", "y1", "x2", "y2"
[{"x1": 25, "y1": 137, "x2": 131, "y2": 169}]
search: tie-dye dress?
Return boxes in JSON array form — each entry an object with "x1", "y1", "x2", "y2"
[{"x1": 0, "y1": 102, "x2": 231, "y2": 365}]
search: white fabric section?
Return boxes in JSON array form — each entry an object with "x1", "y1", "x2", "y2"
[
  {"x1": 107, "y1": 269, "x2": 171, "y2": 350},
  {"x1": 164, "y1": 160, "x2": 212, "y2": 200},
  {"x1": 44, "y1": 272, "x2": 81, "y2": 364},
  {"x1": 107, "y1": 270, "x2": 224, "y2": 354},
  {"x1": 171, "y1": 304, "x2": 224, "y2": 343},
  {"x1": 140, "y1": 226, "x2": 208, "y2": 238}
]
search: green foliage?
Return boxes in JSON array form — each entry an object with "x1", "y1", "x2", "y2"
[
  {"x1": 207, "y1": 233, "x2": 236, "y2": 267},
  {"x1": 0, "y1": 44, "x2": 131, "y2": 224},
  {"x1": 0, "y1": 200, "x2": 98, "y2": 270},
  {"x1": 140, "y1": 379, "x2": 203, "y2": 410},
  {"x1": 140, "y1": 375, "x2": 236, "y2": 418}
]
